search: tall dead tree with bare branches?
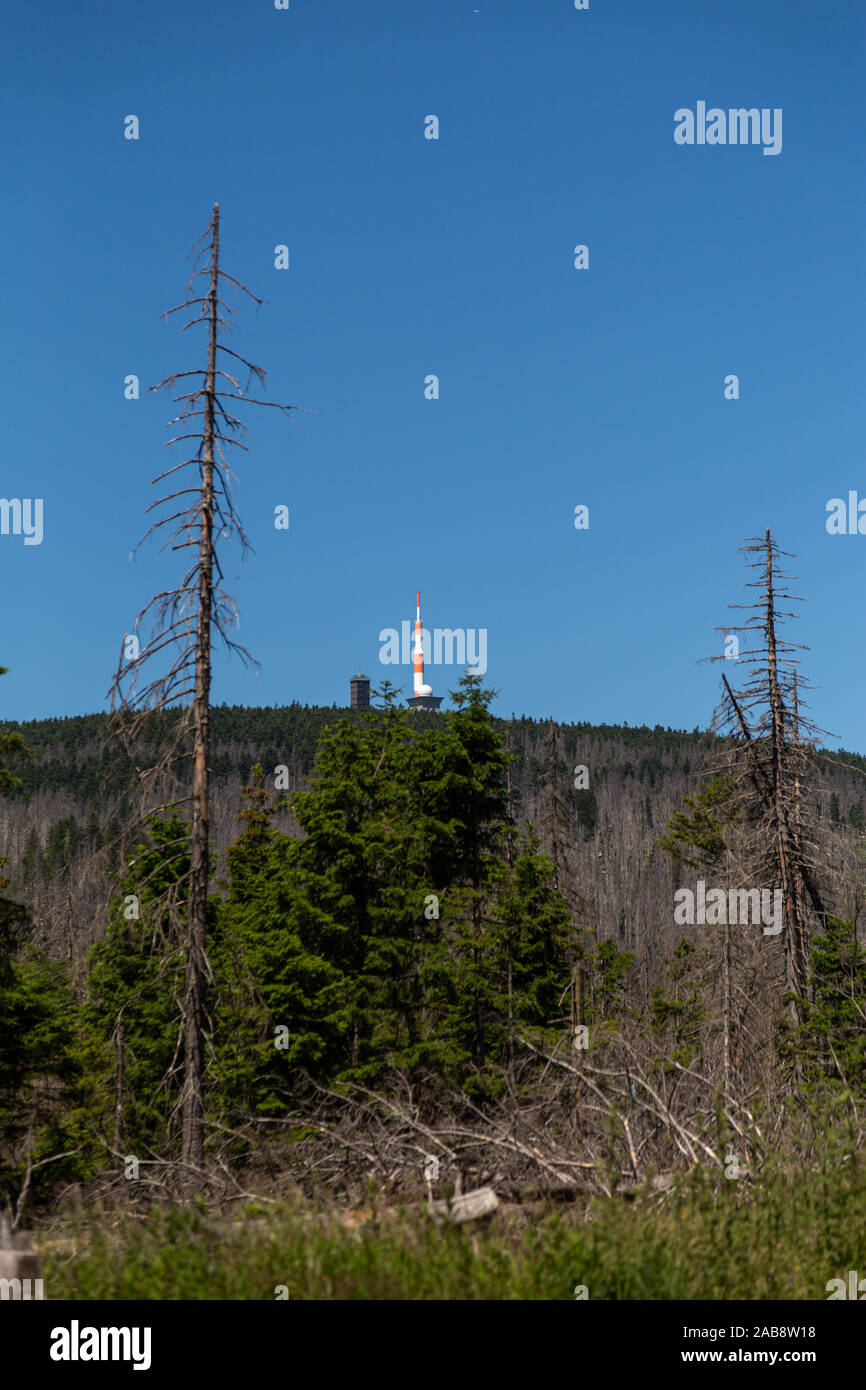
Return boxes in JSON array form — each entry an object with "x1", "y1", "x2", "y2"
[
  {"x1": 708, "y1": 529, "x2": 830, "y2": 1018},
  {"x1": 107, "y1": 204, "x2": 301, "y2": 1189}
]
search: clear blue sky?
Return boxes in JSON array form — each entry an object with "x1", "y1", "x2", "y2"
[{"x1": 2, "y1": 0, "x2": 864, "y2": 750}]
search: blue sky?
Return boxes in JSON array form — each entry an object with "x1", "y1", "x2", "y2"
[{"x1": 2, "y1": 0, "x2": 864, "y2": 751}]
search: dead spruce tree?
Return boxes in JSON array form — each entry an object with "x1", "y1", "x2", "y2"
[
  {"x1": 107, "y1": 204, "x2": 300, "y2": 1190},
  {"x1": 707, "y1": 529, "x2": 830, "y2": 1022}
]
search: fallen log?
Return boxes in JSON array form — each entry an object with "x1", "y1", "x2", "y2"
[{"x1": 427, "y1": 1185, "x2": 499, "y2": 1225}]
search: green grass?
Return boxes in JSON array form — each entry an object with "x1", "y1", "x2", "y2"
[{"x1": 41, "y1": 1144, "x2": 866, "y2": 1300}]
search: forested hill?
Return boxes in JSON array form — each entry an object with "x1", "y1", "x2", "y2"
[{"x1": 2, "y1": 701, "x2": 866, "y2": 967}]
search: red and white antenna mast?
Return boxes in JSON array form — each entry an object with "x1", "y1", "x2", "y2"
[
  {"x1": 413, "y1": 590, "x2": 432, "y2": 697},
  {"x1": 407, "y1": 589, "x2": 441, "y2": 709}
]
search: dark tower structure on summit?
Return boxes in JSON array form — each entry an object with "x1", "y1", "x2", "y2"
[{"x1": 350, "y1": 672, "x2": 371, "y2": 709}]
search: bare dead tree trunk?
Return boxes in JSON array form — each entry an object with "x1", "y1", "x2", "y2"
[
  {"x1": 791, "y1": 675, "x2": 810, "y2": 994},
  {"x1": 571, "y1": 961, "x2": 585, "y2": 1062},
  {"x1": 546, "y1": 719, "x2": 561, "y2": 891},
  {"x1": 705, "y1": 530, "x2": 832, "y2": 1034},
  {"x1": 763, "y1": 530, "x2": 806, "y2": 1008},
  {"x1": 506, "y1": 946, "x2": 514, "y2": 1069},
  {"x1": 723, "y1": 917, "x2": 731, "y2": 1110},
  {"x1": 181, "y1": 207, "x2": 219, "y2": 1184},
  {"x1": 570, "y1": 961, "x2": 584, "y2": 1125},
  {"x1": 107, "y1": 203, "x2": 302, "y2": 1196},
  {"x1": 113, "y1": 1021, "x2": 123, "y2": 1159}
]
